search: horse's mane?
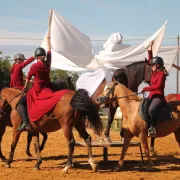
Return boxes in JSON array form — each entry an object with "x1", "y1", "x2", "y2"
[
  {"x1": 117, "y1": 82, "x2": 142, "y2": 101},
  {"x1": 126, "y1": 61, "x2": 145, "y2": 83}
]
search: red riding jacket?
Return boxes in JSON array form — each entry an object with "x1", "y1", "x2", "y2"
[
  {"x1": 143, "y1": 71, "x2": 166, "y2": 98},
  {"x1": 26, "y1": 51, "x2": 68, "y2": 121},
  {"x1": 10, "y1": 57, "x2": 34, "y2": 90},
  {"x1": 143, "y1": 50, "x2": 166, "y2": 98}
]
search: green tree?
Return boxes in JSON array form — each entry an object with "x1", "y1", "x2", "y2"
[
  {"x1": 50, "y1": 69, "x2": 79, "y2": 88},
  {"x1": 0, "y1": 52, "x2": 11, "y2": 88}
]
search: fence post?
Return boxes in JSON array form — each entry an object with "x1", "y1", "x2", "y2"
[{"x1": 177, "y1": 35, "x2": 180, "y2": 94}]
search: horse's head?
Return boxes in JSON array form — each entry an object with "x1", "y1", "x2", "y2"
[
  {"x1": 96, "y1": 78, "x2": 118, "y2": 105},
  {"x1": 144, "y1": 58, "x2": 152, "y2": 84},
  {"x1": 66, "y1": 76, "x2": 75, "y2": 91}
]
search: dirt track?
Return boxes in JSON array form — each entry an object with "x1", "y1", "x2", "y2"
[{"x1": 0, "y1": 127, "x2": 180, "y2": 180}]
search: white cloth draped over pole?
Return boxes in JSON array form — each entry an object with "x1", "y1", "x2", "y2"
[
  {"x1": 87, "y1": 21, "x2": 169, "y2": 70},
  {"x1": 41, "y1": 10, "x2": 178, "y2": 73},
  {"x1": 41, "y1": 9, "x2": 94, "y2": 71}
]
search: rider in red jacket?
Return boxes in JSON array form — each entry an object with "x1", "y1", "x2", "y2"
[
  {"x1": 142, "y1": 56, "x2": 168, "y2": 137},
  {"x1": 10, "y1": 53, "x2": 35, "y2": 90}
]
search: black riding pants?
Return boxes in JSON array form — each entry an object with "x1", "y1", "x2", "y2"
[
  {"x1": 148, "y1": 95, "x2": 165, "y2": 126},
  {"x1": 16, "y1": 94, "x2": 28, "y2": 122},
  {"x1": 17, "y1": 94, "x2": 27, "y2": 107}
]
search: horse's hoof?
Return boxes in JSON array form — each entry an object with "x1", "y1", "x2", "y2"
[
  {"x1": 112, "y1": 166, "x2": 121, "y2": 172},
  {"x1": 33, "y1": 166, "x2": 40, "y2": 170},
  {"x1": 151, "y1": 151, "x2": 158, "y2": 157},
  {"x1": 105, "y1": 137, "x2": 111, "y2": 143},
  {"x1": 4, "y1": 164, "x2": 11, "y2": 168},
  {"x1": 62, "y1": 168, "x2": 68, "y2": 174},
  {"x1": 91, "y1": 163, "x2": 99, "y2": 172},
  {"x1": 26, "y1": 152, "x2": 32, "y2": 157},
  {"x1": 98, "y1": 137, "x2": 104, "y2": 143}
]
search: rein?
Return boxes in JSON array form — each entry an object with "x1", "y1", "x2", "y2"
[
  {"x1": 117, "y1": 92, "x2": 143, "y2": 100},
  {"x1": 97, "y1": 81, "x2": 144, "y2": 104}
]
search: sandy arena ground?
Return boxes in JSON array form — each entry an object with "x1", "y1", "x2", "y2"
[{"x1": 0, "y1": 127, "x2": 180, "y2": 180}]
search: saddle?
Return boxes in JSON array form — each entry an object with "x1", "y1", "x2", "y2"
[{"x1": 139, "y1": 98, "x2": 172, "y2": 124}]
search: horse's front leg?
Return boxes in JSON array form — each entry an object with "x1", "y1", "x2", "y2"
[
  {"x1": 5, "y1": 130, "x2": 22, "y2": 168},
  {"x1": 150, "y1": 137, "x2": 157, "y2": 157},
  {"x1": 104, "y1": 104, "x2": 117, "y2": 143},
  {"x1": 139, "y1": 133, "x2": 153, "y2": 170},
  {"x1": 32, "y1": 133, "x2": 42, "y2": 170},
  {"x1": 114, "y1": 130, "x2": 133, "y2": 171}
]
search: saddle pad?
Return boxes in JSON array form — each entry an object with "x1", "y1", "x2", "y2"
[
  {"x1": 139, "y1": 99, "x2": 172, "y2": 123},
  {"x1": 139, "y1": 99, "x2": 150, "y2": 123}
]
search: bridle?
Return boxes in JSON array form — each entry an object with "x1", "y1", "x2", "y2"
[
  {"x1": 96, "y1": 81, "x2": 143, "y2": 104},
  {"x1": 96, "y1": 81, "x2": 118, "y2": 103},
  {"x1": 144, "y1": 62, "x2": 152, "y2": 84}
]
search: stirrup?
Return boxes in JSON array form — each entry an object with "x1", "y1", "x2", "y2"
[{"x1": 148, "y1": 127, "x2": 156, "y2": 137}]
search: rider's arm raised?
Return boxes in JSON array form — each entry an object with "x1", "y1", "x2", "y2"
[
  {"x1": 172, "y1": 64, "x2": 180, "y2": 71},
  {"x1": 147, "y1": 41, "x2": 153, "y2": 63},
  {"x1": 46, "y1": 33, "x2": 51, "y2": 66},
  {"x1": 20, "y1": 56, "x2": 35, "y2": 69}
]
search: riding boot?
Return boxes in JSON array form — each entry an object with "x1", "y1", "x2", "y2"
[
  {"x1": 148, "y1": 117, "x2": 156, "y2": 137},
  {"x1": 16, "y1": 104, "x2": 31, "y2": 131}
]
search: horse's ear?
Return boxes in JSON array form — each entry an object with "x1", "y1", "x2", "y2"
[{"x1": 66, "y1": 76, "x2": 72, "y2": 81}]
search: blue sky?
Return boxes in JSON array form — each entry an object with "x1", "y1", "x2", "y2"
[
  {"x1": 0, "y1": 0, "x2": 180, "y2": 94},
  {"x1": 0, "y1": 0, "x2": 180, "y2": 40}
]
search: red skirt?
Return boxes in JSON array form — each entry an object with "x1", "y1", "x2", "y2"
[{"x1": 27, "y1": 87, "x2": 68, "y2": 121}]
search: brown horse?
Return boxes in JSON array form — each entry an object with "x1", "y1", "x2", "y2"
[
  {"x1": 0, "y1": 77, "x2": 75, "y2": 160},
  {"x1": 150, "y1": 93, "x2": 180, "y2": 156},
  {"x1": 97, "y1": 80, "x2": 180, "y2": 171},
  {"x1": 0, "y1": 88, "x2": 103, "y2": 173},
  {"x1": 89, "y1": 60, "x2": 151, "y2": 142}
]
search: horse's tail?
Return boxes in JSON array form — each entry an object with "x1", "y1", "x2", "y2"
[{"x1": 70, "y1": 89, "x2": 103, "y2": 135}]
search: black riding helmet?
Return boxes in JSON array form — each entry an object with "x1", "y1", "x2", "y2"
[
  {"x1": 35, "y1": 47, "x2": 46, "y2": 57},
  {"x1": 150, "y1": 56, "x2": 164, "y2": 66}
]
